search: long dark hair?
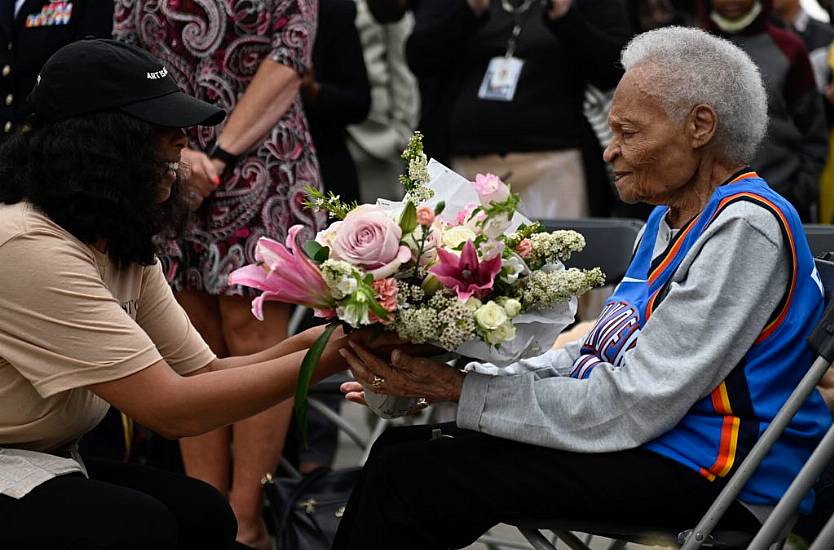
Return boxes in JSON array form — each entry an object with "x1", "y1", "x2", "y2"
[{"x1": 0, "y1": 111, "x2": 189, "y2": 267}]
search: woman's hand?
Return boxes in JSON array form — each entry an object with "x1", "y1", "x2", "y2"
[
  {"x1": 181, "y1": 148, "x2": 220, "y2": 208},
  {"x1": 340, "y1": 380, "x2": 367, "y2": 406},
  {"x1": 467, "y1": 0, "x2": 489, "y2": 16},
  {"x1": 339, "y1": 342, "x2": 465, "y2": 403},
  {"x1": 545, "y1": 0, "x2": 572, "y2": 20}
]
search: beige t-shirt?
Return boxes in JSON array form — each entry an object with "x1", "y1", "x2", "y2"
[{"x1": 0, "y1": 202, "x2": 216, "y2": 497}]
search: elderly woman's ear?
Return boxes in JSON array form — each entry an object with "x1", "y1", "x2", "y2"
[{"x1": 688, "y1": 103, "x2": 719, "y2": 150}]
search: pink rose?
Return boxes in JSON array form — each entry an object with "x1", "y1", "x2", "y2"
[
  {"x1": 516, "y1": 238, "x2": 533, "y2": 258},
  {"x1": 473, "y1": 173, "x2": 510, "y2": 206},
  {"x1": 416, "y1": 206, "x2": 435, "y2": 226},
  {"x1": 330, "y1": 205, "x2": 412, "y2": 279}
]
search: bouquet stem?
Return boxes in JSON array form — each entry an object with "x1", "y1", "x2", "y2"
[{"x1": 294, "y1": 320, "x2": 340, "y2": 443}]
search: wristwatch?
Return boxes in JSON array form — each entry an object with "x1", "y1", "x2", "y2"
[{"x1": 208, "y1": 142, "x2": 239, "y2": 168}]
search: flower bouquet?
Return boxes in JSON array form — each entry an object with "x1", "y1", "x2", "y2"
[{"x1": 228, "y1": 133, "x2": 604, "y2": 427}]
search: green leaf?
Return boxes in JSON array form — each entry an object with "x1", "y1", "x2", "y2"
[
  {"x1": 303, "y1": 240, "x2": 323, "y2": 261},
  {"x1": 313, "y1": 246, "x2": 330, "y2": 263},
  {"x1": 367, "y1": 296, "x2": 389, "y2": 322},
  {"x1": 294, "y1": 321, "x2": 340, "y2": 445},
  {"x1": 434, "y1": 201, "x2": 446, "y2": 216},
  {"x1": 399, "y1": 201, "x2": 418, "y2": 234}
]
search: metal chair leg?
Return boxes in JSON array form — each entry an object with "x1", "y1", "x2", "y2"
[
  {"x1": 517, "y1": 527, "x2": 558, "y2": 550},
  {"x1": 551, "y1": 529, "x2": 593, "y2": 550},
  {"x1": 809, "y1": 512, "x2": 834, "y2": 550}
]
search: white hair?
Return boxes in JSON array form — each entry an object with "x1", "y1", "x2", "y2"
[{"x1": 621, "y1": 26, "x2": 768, "y2": 164}]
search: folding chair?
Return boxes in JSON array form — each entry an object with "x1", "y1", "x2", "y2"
[
  {"x1": 803, "y1": 224, "x2": 834, "y2": 258},
  {"x1": 509, "y1": 257, "x2": 834, "y2": 550}
]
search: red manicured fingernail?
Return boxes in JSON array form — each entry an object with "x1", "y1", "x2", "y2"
[{"x1": 212, "y1": 175, "x2": 221, "y2": 186}]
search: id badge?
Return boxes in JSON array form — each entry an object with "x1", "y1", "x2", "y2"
[{"x1": 478, "y1": 56, "x2": 524, "y2": 102}]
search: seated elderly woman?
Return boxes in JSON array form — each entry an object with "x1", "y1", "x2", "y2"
[{"x1": 335, "y1": 26, "x2": 833, "y2": 549}]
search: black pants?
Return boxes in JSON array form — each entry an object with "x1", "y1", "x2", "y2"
[
  {"x1": 0, "y1": 458, "x2": 237, "y2": 549},
  {"x1": 332, "y1": 423, "x2": 760, "y2": 550}
]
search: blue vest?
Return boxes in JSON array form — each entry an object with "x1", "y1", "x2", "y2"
[{"x1": 571, "y1": 174, "x2": 832, "y2": 512}]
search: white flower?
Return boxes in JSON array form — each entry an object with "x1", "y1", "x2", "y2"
[
  {"x1": 479, "y1": 239, "x2": 505, "y2": 261},
  {"x1": 408, "y1": 152, "x2": 429, "y2": 184},
  {"x1": 336, "y1": 277, "x2": 358, "y2": 297},
  {"x1": 337, "y1": 292, "x2": 370, "y2": 327},
  {"x1": 321, "y1": 259, "x2": 360, "y2": 300},
  {"x1": 465, "y1": 297, "x2": 482, "y2": 311},
  {"x1": 475, "y1": 301, "x2": 508, "y2": 331},
  {"x1": 501, "y1": 253, "x2": 529, "y2": 285},
  {"x1": 490, "y1": 321, "x2": 517, "y2": 344},
  {"x1": 499, "y1": 297, "x2": 522, "y2": 318},
  {"x1": 443, "y1": 225, "x2": 477, "y2": 249},
  {"x1": 482, "y1": 213, "x2": 510, "y2": 240}
]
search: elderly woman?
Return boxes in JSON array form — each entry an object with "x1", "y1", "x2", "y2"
[{"x1": 335, "y1": 26, "x2": 833, "y2": 549}]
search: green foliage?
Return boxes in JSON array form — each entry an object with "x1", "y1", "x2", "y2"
[
  {"x1": 399, "y1": 201, "x2": 418, "y2": 234},
  {"x1": 302, "y1": 185, "x2": 358, "y2": 220},
  {"x1": 303, "y1": 240, "x2": 330, "y2": 263},
  {"x1": 294, "y1": 321, "x2": 340, "y2": 443}
]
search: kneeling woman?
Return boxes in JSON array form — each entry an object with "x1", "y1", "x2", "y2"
[{"x1": 0, "y1": 40, "x2": 346, "y2": 549}]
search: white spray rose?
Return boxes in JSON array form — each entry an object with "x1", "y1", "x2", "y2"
[
  {"x1": 500, "y1": 298, "x2": 522, "y2": 318},
  {"x1": 465, "y1": 297, "x2": 482, "y2": 311},
  {"x1": 475, "y1": 301, "x2": 508, "y2": 331},
  {"x1": 489, "y1": 321, "x2": 517, "y2": 344},
  {"x1": 443, "y1": 225, "x2": 477, "y2": 249}
]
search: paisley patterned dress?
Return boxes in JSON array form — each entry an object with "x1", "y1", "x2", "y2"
[{"x1": 114, "y1": 0, "x2": 323, "y2": 296}]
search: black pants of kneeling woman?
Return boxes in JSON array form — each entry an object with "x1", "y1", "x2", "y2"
[
  {"x1": 332, "y1": 423, "x2": 761, "y2": 550},
  {"x1": 0, "y1": 458, "x2": 237, "y2": 549}
]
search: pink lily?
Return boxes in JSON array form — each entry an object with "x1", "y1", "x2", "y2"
[
  {"x1": 228, "y1": 225, "x2": 333, "y2": 320},
  {"x1": 429, "y1": 240, "x2": 503, "y2": 300}
]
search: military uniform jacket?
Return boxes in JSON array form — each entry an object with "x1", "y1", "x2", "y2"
[{"x1": 0, "y1": 0, "x2": 112, "y2": 137}]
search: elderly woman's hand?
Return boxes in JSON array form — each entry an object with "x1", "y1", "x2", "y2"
[
  {"x1": 339, "y1": 342, "x2": 465, "y2": 403},
  {"x1": 348, "y1": 329, "x2": 442, "y2": 360}
]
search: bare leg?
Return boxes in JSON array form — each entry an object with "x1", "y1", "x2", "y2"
[
  {"x1": 220, "y1": 296, "x2": 293, "y2": 550},
  {"x1": 175, "y1": 289, "x2": 232, "y2": 495}
]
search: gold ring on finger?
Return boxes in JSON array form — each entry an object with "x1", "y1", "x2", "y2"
[{"x1": 371, "y1": 376, "x2": 385, "y2": 391}]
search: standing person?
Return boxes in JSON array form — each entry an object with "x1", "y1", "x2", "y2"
[
  {"x1": 0, "y1": 38, "x2": 352, "y2": 549},
  {"x1": 0, "y1": 0, "x2": 112, "y2": 140},
  {"x1": 774, "y1": 0, "x2": 834, "y2": 89},
  {"x1": 113, "y1": 1, "x2": 322, "y2": 548},
  {"x1": 406, "y1": 0, "x2": 630, "y2": 220},
  {"x1": 698, "y1": 0, "x2": 829, "y2": 221},
  {"x1": 348, "y1": 0, "x2": 420, "y2": 203},
  {"x1": 301, "y1": 0, "x2": 371, "y2": 207}
]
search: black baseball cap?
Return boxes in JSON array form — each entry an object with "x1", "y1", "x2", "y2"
[{"x1": 29, "y1": 38, "x2": 225, "y2": 127}]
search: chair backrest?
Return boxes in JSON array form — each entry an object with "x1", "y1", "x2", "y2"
[
  {"x1": 804, "y1": 224, "x2": 834, "y2": 258},
  {"x1": 537, "y1": 218, "x2": 644, "y2": 284},
  {"x1": 816, "y1": 257, "x2": 834, "y2": 305}
]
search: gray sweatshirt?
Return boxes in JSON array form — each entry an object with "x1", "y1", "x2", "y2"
[{"x1": 457, "y1": 201, "x2": 790, "y2": 452}]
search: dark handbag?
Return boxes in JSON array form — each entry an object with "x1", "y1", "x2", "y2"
[{"x1": 264, "y1": 466, "x2": 360, "y2": 550}]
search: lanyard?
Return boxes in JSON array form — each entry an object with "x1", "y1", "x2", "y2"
[{"x1": 501, "y1": 0, "x2": 535, "y2": 58}]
